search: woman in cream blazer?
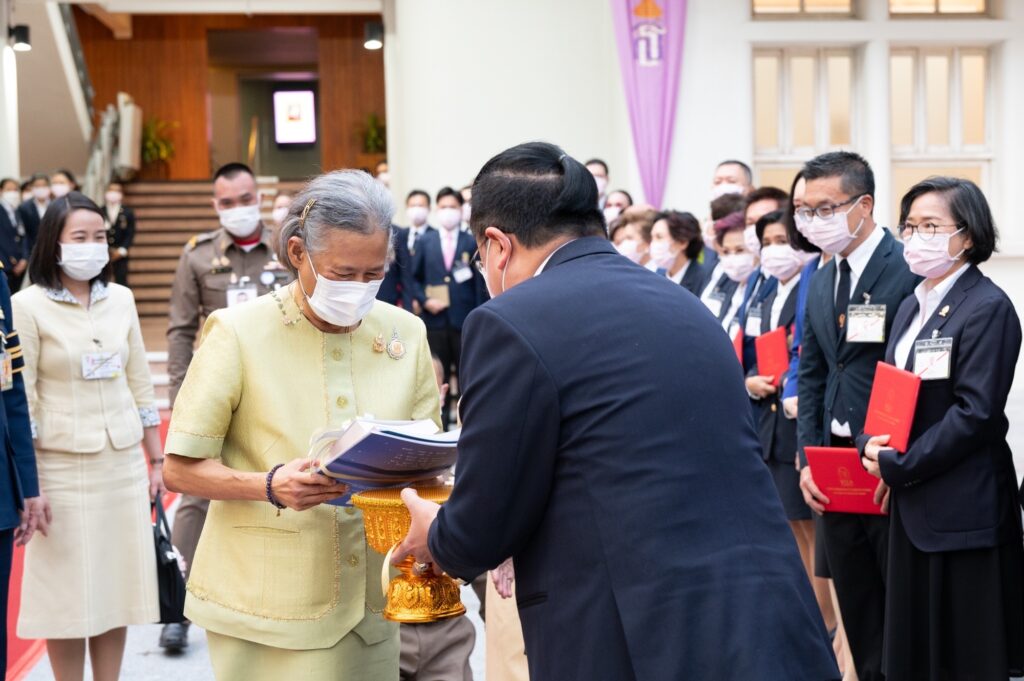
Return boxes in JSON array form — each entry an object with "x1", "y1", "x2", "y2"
[
  {"x1": 14, "y1": 193, "x2": 162, "y2": 681},
  {"x1": 164, "y1": 171, "x2": 440, "y2": 681}
]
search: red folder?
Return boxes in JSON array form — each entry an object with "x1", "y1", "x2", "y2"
[
  {"x1": 755, "y1": 327, "x2": 789, "y2": 386},
  {"x1": 863, "y1": 361, "x2": 921, "y2": 453},
  {"x1": 732, "y1": 327, "x2": 743, "y2": 363},
  {"x1": 805, "y1": 447, "x2": 885, "y2": 515}
]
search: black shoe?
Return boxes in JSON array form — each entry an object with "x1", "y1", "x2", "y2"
[{"x1": 159, "y1": 621, "x2": 190, "y2": 653}]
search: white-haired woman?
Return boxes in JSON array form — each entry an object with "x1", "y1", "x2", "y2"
[{"x1": 163, "y1": 171, "x2": 441, "y2": 680}]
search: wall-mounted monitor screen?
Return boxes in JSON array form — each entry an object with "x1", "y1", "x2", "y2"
[{"x1": 273, "y1": 90, "x2": 316, "y2": 144}]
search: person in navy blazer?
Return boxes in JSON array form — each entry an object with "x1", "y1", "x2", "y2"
[
  {"x1": 858, "y1": 177, "x2": 1024, "y2": 681},
  {"x1": 0, "y1": 179, "x2": 28, "y2": 292},
  {"x1": 376, "y1": 224, "x2": 415, "y2": 310},
  {"x1": 646, "y1": 210, "x2": 706, "y2": 295},
  {"x1": 396, "y1": 142, "x2": 839, "y2": 681},
  {"x1": 17, "y1": 174, "x2": 51, "y2": 261},
  {"x1": 411, "y1": 187, "x2": 488, "y2": 426},
  {"x1": 795, "y1": 152, "x2": 921, "y2": 681},
  {"x1": 0, "y1": 266, "x2": 46, "y2": 672}
]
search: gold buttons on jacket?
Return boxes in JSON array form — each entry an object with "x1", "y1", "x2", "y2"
[
  {"x1": 336, "y1": 396, "x2": 348, "y2": 408},
  {"x1": 344, "y1": 507, "x2": 356, "y2": 516},
  {"x1": 331, "y1": 348, "x2": 343, "y2": 361}
]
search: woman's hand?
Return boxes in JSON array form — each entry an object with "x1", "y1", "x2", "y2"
[
  {"x1": 861, "y1": 435, "x2": 889, "y2": 479},
  {"x1": 271, "y1": 458, "x2": 349, "y2": 511},
  {"x1": 745, "y1": 375, "x2": 777, "y2": 399},
  {"x1": 491, "y1": 558, "x2": 515, "y2": 599},
  {"x1": 782, "y1": 396, "x2": 798, "y2": 419},
  {"x1": 149, "y1": 464, "x2": 167, "y2": 501},
  {"x1": 799, "y1": 465, "x2": 830, "y2": 515},
  {"x1": 874, "y1": 480, "x2": 890, "y2": 514},
  {"x1": 14, "y1": 495, "x2": 52, "y2": 546}
]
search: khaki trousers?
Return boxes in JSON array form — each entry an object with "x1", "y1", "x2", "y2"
[
  {"x1": 485, "y1": 575, "x2": 529, "y2": 681},
  {"x1": 399, "y1": 617, "x2": 475, "y2": 681},
  {"x1": 171, "y1": 493, "x2": 209, "y2": 580}
]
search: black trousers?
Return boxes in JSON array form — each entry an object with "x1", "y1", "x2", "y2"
[
  {"x1": 823, "y1": 511, "x2": 889, "y2": 681},
  {"x1": 426, "y1": 326, "x2": 462, "y2": 430},
  {"x1": 1, "y1": 527, "x2": 13, "y2": 672},
  {"x1": 3, "y1": 269, "x2": 23, "y2": 294},
  {"x1": 113, "y1": 257, "x2": 129, "y2": 286}
]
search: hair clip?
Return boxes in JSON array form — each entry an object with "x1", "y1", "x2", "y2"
[{"x1": 300, "y1": 198, "x2": 317, "y2": 228}]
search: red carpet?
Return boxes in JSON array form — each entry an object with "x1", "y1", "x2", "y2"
[{"x1": 5, "y1": 414, "x2": 174, "y2": 680}]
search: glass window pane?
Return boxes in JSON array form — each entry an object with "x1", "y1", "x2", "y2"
[
  {"x1": 790, "y1": 55, "x2": 817, "y2": 148},
  {"x1": 890, "y1": 0, "x2": 936, "y2": 13},
  {"x1": 892, "y1": 164, "x2": 982, "y2": 222},
  {"x1": 961, "y1": 53, "x2": 986, "y2": 146},
  {"x1": 757, "y1": 167, "x2": 801, "y2": 192},
  {"x1": 753, "y1": 0, "x2": 801, "y2": 13},
  {"x1": 805, "y1": 0, "x2": 852, "y2": 12},
  {"x1": 828, "y1": 54, "x2": 851, "y2": 146},
  {"x1": 938, "y1": 0, "x2": 985, "y2": 12},
  {"x1": 890, "y1": 54, "x2": 915, "y2": 147},
  {"x1": 925, "y1": 54, "x2": 950, "y2": 147},
  {"x1": 754, "y1": 55, "x2": 780, "y2": 150}
]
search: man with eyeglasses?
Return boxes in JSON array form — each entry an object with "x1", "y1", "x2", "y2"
[{"x1": 794, "y1": 151, "x2": 920, "y2": 681}]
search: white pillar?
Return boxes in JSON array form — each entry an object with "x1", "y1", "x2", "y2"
[{"x1": 0, "y1": 0, "x2": 21, "y2": 179}]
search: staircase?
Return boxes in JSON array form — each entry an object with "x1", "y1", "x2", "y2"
[{"x1": 125, "y1": 179, "x2": 306, "y2": 319}]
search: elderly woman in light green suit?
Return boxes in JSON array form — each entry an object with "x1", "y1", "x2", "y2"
[{"x1": 164, "y1": 170, "x2": 441, "y2": 680}]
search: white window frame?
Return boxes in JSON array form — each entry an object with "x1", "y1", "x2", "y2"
[
  {"x1": 751, "y1": 0, "x2": 857, "y2": 19},
  {"x1": 888, "y1": 0, "x2": 990, "y2": 18}
]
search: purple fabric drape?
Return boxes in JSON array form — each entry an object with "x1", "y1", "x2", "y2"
[{"x1": 610, "y1": 0, "x2": 687, "y2": 208}]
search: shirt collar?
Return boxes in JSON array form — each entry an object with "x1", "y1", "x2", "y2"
[
  {"x1": 535, "y1": 239, "x2": 579, "y2": 276},
  {"x1": 45, "y1": 280, "x2": 109, "y2": 305},
  {"x1": 913, "y1": 262, "x2": 970, "y2": 322},
  {"x1": 776, "y1": 272, "x2": 801, "y2": 299},
  {"x1": 836, "y1": 225, "x2": 884, "y2": 279}
]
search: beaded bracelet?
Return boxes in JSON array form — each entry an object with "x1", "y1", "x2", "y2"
[{"x1": 266, "y1": 463, "x2": 287, "y2": 515}]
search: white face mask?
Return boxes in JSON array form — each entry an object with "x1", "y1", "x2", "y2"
[
  {"x1": 483, "y1": 238, "x2": 510, "y2": 299},
  {"x1": 2, "y1": 191, "x2": 20, "y2": 207},
  {"x1": 721, "y1": 252, "x2": 756, "y2": 283},
  {"x1": 271, "y1": 206, "x2": 289, "y2": 225},
  {"x1": 759, "y1": 244, "x2": 804, "y2": 281},
  {"x1": 300, "y1": 253, "x2": 382, "y2": 327},
  {"x1": 593, "y1": 176, "x2": 608, "y2": 197},
  {"x1": 105, "y1": 191, "x2": 122, "y2": 206},
  {"x1": 795, "y1": 199, "x2": 864, "y2": 255},
  {"x1": 32, "y1": 186, "x2": 51, "y2": 201},
  {"x1": 603, "y1": 206, "x2": 622, "y2": 224},
  {"x1": 902, "y1": 228, "x2": 965, "y2": 279},
  {"x1": 648, "y1": 241, "x2": 678, "y2": 269},
  {"x1": 376, "y1": 172, "x2": 391, "y2": 188},
  {"x1": 59, "y1": 242, "x2": 109, "y2": 281},
  {"x1": 615, "y1": 239, "x2": 643, "y2": 264},
  {"x1": 743, "y1": 225, "x2": 761, "y2": 255},
  {"x1": 51, "y1": 183, "x2": 71, "y2": 198},
  {"x1": 437, "y1": 207, "x2": 462, "y2": 231},
  {"x1": 712, "y1": 182, "x2": 745, "y2": 199},
  {"x1": 218, "y1": 203, "x2": 261, "y2": 238},
  {"x1": 407, "y1": 206, "x2": 429, "y2": 228},
  {"x1": 462, "y1": 203, "x2": 472, "y2": 223}
]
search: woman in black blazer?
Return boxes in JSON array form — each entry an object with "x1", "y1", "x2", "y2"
[
  {"x1": 647, "y1": 211, "x2": 706, "y2": 296},
  {"x1": 859, "y1": 177, "x2": 1023, "y2": 681}
]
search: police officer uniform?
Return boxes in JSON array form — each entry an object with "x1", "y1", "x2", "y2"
[
  {"x1": 163, "y1": 224, "x2": 292, "y2": 649},
  {"x1": 105, "y1": 204, "x2": 136, "y2": 286}
]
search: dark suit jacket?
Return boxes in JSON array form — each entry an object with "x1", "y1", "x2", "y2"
[
  {"x1": 679, "y1": 259, "x2": 707, "y2": 297},
  {"x1": 0, "y1": 206, "x2": 27, "y2": 272},
  {"x1": 867, "y1": 266, "x2": 1022, "y2": 552},
  {"x1": 105, "y1": 205, "x2": 136, "y2": 250},
  {"x1": 703, "y1": 272, "x2": 740, "y2": 325},
  {"x1": 16, "y1": 200, "x2": 45, "y2": 259},
  {"x1": 797, "y1": 229, "x2": 920, "y2": 465},
  {"x1": 377, "y1": 225, "x2": 414, "y2": 309},
  {"x1": 754, "y1": 281, "x2": 800, "y2": 462},
  {"x1": 0, "y1": 272, "x2": 38, "y2": 531},
  {"x1": 429, "y1": 237, "x2": 839, "y2": 681},
  {"x1": 411, "y1": 227, "x2": 487, "y2": 331}
]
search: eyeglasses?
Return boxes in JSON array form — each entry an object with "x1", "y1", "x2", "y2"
[
  {"x1": 471, "y1": 249, "x2": 484, "y2": 276},
  {"x1": 897, "y1": 222, "x2": 962, "y2": 241},
  {"x1": 794, "y1": 194, "x2": 865, "y2": 222}
]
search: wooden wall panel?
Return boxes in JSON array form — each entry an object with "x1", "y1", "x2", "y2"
[{"x1": 75, "y1": 10, "x2": 385, "y2": 180}]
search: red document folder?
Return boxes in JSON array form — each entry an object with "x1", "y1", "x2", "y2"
[
  {"x1": 805, "y1": 447, "x2": 885, "y2": 515},
  {"x1": 755, "y1": 327, "x2": 789, "y2": 386},
  {"x1": 733, "y1": 327, "x2": 743, "y2": 363},
  {"x1": 863, "y1": 361, "x2": 921, "y2": 453}
]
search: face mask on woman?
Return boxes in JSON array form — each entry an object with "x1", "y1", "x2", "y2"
[
  {"x1": 59, "y1": 242, "x2": 109, "y2": 281},
  {"x1": 902, "y1": 229, "x2": 965, "y2": 279},
  {"x1": 300, "y1": 253, "x2": 382, "y2": 327},
  {"x1": 759, "y1": 244, "x2": 804, "y2": 281},
  {"x1": 615, "y1": 238, "x2": 644, "y2": 264},
  {"x1": 51, "y1": 183, "x2": 71, "y2": 198},
  {"x1": 271, "y1": 206, "x2": 289, "y2": 225},
  {"x1": 648, "y1": 241, "x2": 678, "y2": 269},
  {"x1": 721, "y1": 252, "x2": 756, "y2": 283}
]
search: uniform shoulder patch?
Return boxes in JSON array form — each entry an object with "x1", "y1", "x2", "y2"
[{"x1": 186, "y1": 231, "x2": 217, "y2": 251}]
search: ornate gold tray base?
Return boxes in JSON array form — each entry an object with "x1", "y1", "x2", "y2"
[{"x1": 351, "y1": 486, "x2": 466, "y2": 623}]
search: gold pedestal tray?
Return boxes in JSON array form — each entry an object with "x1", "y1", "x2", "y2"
[{"x1": 351, "y1": 486, "x2": 466, "y2": 623}]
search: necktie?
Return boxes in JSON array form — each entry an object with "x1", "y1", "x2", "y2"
[
  {"x1": 835, "y1": 259, "x2": 852, "y2": 335},
  {"x1": 443, "y1": 230, "x2": 456, "y2": 271}
]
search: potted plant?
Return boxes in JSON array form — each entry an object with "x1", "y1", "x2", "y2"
[
  {"x1": 141, "y1": 118, "x2": 179, "y2": 180},
  {"x1": 356, "y1": 113, "x2": 386, "y2": 171}
]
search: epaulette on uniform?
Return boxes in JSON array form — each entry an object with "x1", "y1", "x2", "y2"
[{"x1": 186, "y1": 231, "x2": 218, "y2": 252}]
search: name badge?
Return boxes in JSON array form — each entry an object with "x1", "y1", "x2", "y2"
[
  {"x1": 845, "y1": 304, "x2": 886, "y2": 344},
  {"x1": 704, "y1": 292, "x2": 726, "y2": 320},
  {"x1": 83, "y1": 352, "x2": 123, "y2": 380},
  {"x1": 451, "y1": 261, "x2": 473, "y2": 285},
  {"x1": 744, "y1": 304, "x2": 763, "y2": 338},
  {"x1": 914, "y1": 337, "x2": 953, "y2": 381},
  {"x1": 0, "y1": 350, "x2": 12, "y2": 392},
  {"x1": 227, "y1": 284, "x2": 258, "y2": 307}
]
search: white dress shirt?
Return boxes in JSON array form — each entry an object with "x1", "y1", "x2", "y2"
[
  {"x1": 770, "y1": 273, "x2": 802, "y2": 329},
  {"x1": 535, "y1": 240, "x2": 578, "y2": 276},
  {"x1": 893, "y1": 264, "x2": 970, "y2": 371},
  {"x1": 667, "y1": 261, "x2": 691, "y2": 285},
  {"x1": 407, "y1": 225, "x2": 427, "y2": 251}
]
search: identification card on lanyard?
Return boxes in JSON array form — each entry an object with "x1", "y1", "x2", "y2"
[
  {"x1": 227, "y1": 275, "x2": 258, "y2": 308},
  {"x1": 914, "y1": 337, "x2": 953, "y2": 380},
  {"x1": 451, "y1": 261, "x2": 473, "y2": 285},
  {"x1": 846, "y1": 304, "x2": 887, "y2": 343},
  {"x1": 744, "y1": 303, "x2": 763, "y2": 338},
  {"x1": 83, "y1": 351, "x2": 123, "y2": 380},
  {"x1": 0, "y1": 335, "x2": 11, "y2": 392},
  {"x1": 705, "y1": 291, "x2": 727, "y2": 320}
]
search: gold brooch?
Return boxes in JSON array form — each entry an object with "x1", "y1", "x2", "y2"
[
  {"x1": 938, "y1": 305, "x2": 950, "y2": 318},
  {"x1": 386, "y1": 328, "x2": 406, "y2": 360},
  {"x1": 372, "y1": 333, "x2": 386, "y2": 353}
]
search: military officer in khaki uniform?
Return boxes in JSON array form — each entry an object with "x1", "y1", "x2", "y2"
[{"x1": 161, "y1": 162, "x2": 292, "y2": 653}]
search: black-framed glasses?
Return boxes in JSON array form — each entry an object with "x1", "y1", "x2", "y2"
[
  {"x1": 794, "y1": 194, "x2": 866, "y2": 222},
  {"x1": 471, "y1": 249, "x2": 484, "y2": 276},
  {"x1": 897, "y1": 222, "x2": 962, "y2": 241}
]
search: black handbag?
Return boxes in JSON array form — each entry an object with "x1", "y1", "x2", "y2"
[{"x1": 152, "y1": 493, "x2": 187, "y2": 624}]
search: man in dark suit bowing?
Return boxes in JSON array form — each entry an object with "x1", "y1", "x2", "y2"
[
  {"x1": 795, "y1": 152, "x2": 920, "y2": 681},
  {"x1": 396, "y1": 142, "x2": 839, "y2": 681}
]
